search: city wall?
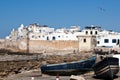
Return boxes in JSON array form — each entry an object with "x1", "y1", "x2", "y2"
[{"x1": 4, "y1": 39, "x2": 79, "y2": 53}]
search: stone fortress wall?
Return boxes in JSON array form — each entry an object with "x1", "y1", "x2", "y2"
[{"x1": 4, "y1": 39, "x2": 79, "y2": 53}]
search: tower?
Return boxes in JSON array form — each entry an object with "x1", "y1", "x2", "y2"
[{"x1": 77, "y1": 35, "x2": 96, "y2": 52}]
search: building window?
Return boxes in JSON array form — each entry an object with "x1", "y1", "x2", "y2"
[
  {"x1": 86, "y1": 31, "x2": 88, "y2": 35},
  {"x1": 95, "y1": 31, "x2": 97, "y2": 35},
  {"x1": 97, "y1": 41, "x2": 100, "y2": 44},
  {"x1": 83, "y1": 39, "x2": 86, "y2": 43},
  {"x1": 52, "y1": 36, "x2": 56, "y2": 40},
  {"x1": 112, "y1": 39, "x2": 116, "y2": 43},
  {"x1": 90, "y1": 31, "x2": 93, "y2": 35},
  {"x1": 47, "y1": 36, "x2": 49, "y2": 40},
  {"x1": 104, "y1": 39, "x2": 109, "y2": 43}
]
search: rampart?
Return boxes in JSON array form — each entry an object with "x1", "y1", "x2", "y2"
[{"x1": 4, "y1": 39, "x2": 78, "y2": 53}]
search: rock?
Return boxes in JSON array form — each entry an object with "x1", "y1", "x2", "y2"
[{"x1": 70, "y1": 75, "x2": 85, "y2": 80}]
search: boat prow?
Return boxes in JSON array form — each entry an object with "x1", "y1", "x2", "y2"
[{"x1": 93, "y1": 57, "x2": 119, "y2": 79}]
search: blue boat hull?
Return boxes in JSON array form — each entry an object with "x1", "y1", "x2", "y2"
[{"x1": 41, "y1": 56, "x2": 96, "y2": 75}]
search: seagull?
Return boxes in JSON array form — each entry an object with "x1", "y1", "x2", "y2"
[{"x1": 98, "y1": 7, "x2": 106, "y2": 12}]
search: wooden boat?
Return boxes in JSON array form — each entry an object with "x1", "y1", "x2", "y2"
[
  {"x1": 93, "y1": 57, "x2": 119, "y2": 79},
  {"x1": 40, "y1": 56, "x2": 96, "y2": 75},
  {"x1": 113, "y1": 54, "x2": 120, "y2": 66}
]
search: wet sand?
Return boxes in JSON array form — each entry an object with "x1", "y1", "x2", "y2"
[{"x1": 3, "y1": 69, "x2": 120, "y2": 80}]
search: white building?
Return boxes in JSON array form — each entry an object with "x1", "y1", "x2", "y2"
[
  {"x1": 6, "y1": 23, "x2": 120, "y2": 47},
  {"x1": 82, "y1": 26, "x2": 101, "y2": 36},
  {"x1": 28, "y1": 23, "x2": 55, "y2": 40},
  {"x1": 28, "y1": 25, "x2": 81, "y2": 41},
  {"x1": 77, "y1": 25, "x2": 120, "y2": 47},
  {"x1": 18, "y1": 24, "x2": 28, "y2": 39},
  {"x1": 44, "y1": 26, "x2": 81, "y2": 41},
  {"x1": 97, "y1": 32, "x2": 120, "y2": 47}
]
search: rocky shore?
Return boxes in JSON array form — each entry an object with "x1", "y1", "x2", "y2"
[
  {"x1": 0, "y1": 49, "x2": 119, "y2": 80},
  {"x1": 0, "y1": 49, "x2": 93, "y2": 79}
]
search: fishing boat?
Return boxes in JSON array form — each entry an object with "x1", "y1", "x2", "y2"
[
  {"x1": 113, "y1": 54, "x2": 120, "y2": 66},
  {"x1": 40, "y1": 56, "x2": 96, "y2": 75},
  {"x1": 93, "y1": 56, "x2": 119, "y2": 80}
]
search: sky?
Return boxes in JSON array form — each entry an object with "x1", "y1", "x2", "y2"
[{"x1": 0, "y1": 0, "x2": 120, "y2": 38}]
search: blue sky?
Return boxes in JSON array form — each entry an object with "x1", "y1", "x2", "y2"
[{"x1": 0, "y1": 0, "x2": 120, "y2": 38}]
